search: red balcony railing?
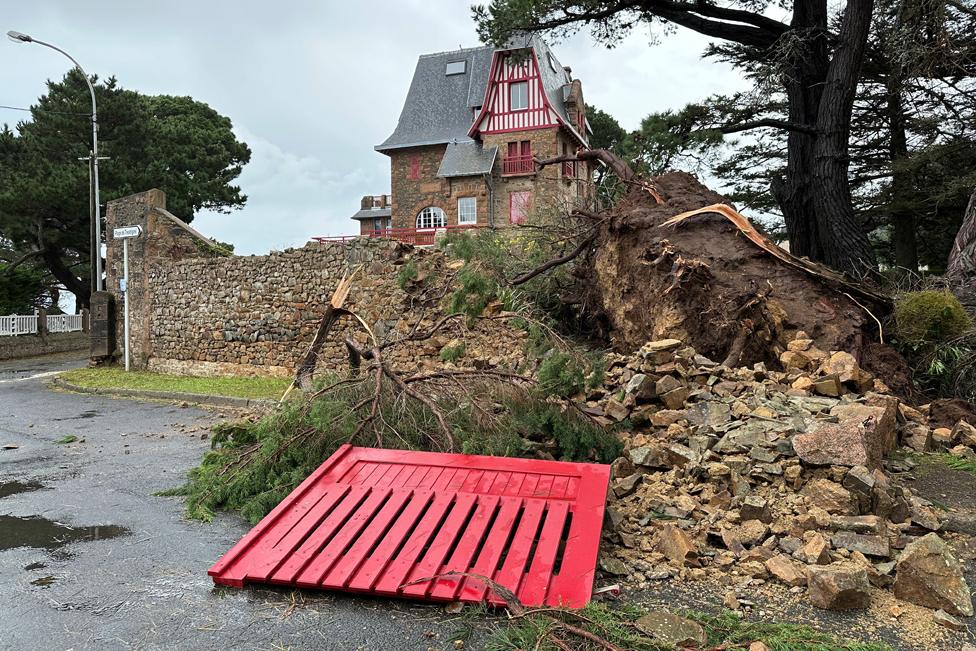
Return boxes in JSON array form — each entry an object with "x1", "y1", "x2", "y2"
[
  {"x1": 502, "y1": 155, "x2": 535, "y2": 176},
  {"x1": 562, "y1": 160, "x2": 575, "y2": 179},
  {"x1": 313, "y1": 224, "x2": 482, "y2": 247}
]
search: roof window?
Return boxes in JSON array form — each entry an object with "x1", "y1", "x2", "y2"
[
  {"x1": 446, "y1": 61, "x2": 466, "y2": 75},
  {"x1": 547, "y1": 52, "x2": 559, "y2": 73}
]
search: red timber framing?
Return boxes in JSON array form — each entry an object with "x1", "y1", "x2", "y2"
[
  {"x1": 473, "y1": 50, "x2": 555, "y2": 134},
  {"x1": 209, "y1": 444, "x2": 611, "y2": 608}
]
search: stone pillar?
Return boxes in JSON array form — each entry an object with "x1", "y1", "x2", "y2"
[
  {"x1": 81, "y1": 308, "x2": 91, "y2": 333},
  {"x1": 105, "y1": 189, "x2": 166, "y2": 368}
]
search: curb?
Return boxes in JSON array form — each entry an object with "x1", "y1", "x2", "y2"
[{"x1": 49, "y1": 376, "x2": 278, "y2": 409}]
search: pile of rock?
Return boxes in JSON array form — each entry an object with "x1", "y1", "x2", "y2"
[{"x1": 590, "y1": 337, "x2": 975, "y2": 621}]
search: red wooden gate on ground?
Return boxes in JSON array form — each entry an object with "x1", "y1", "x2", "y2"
[{"x1": 209, "y1": 445, "x2": 611, "y2": 608}]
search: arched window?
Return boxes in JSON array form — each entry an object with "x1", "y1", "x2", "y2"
[{"x1": 416, "y1": 206, "x2": 446, "y2": 229}]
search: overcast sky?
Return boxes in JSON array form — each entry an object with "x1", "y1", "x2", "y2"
[{"x1": 2, "y1": 1, "x2": 749, "y2": 256}]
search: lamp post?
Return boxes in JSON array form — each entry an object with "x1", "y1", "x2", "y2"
[{"x1": 7, "y1": 30, "x2": 103, "y2": 293}]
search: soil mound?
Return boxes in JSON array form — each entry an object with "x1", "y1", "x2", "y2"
[{"x1": 585, "y1": 172, "x2": 880, "y2": 367}]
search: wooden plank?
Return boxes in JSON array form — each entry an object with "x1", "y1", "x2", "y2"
[
  {"x1": 372, "y1": 492, "x2": 455, "y2": 595},
  {"x1": 458, "y1": 497, "x2": 523, "y2": 602},
  {"x1": 427, "y1": 495, "x2": 500, "y2": 601},
  {"x1": 517, "y1": 501, "x2": 569, "y2": 606}
]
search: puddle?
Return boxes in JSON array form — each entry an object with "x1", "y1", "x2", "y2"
[
  {"x1": 0, "y1": 481, "x2": 43, "y2": 499},
  {"x1": 0, "y1": 515, "x2": 130, "y2": 553}
]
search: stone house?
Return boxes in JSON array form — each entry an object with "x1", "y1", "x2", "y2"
[{"x1": 351, "y1": 35, "x2": 592, "y2": 240}]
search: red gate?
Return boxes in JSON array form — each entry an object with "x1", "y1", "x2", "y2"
[{"x1": 209, "y1": 445, "x2": 610, "y2": 608}]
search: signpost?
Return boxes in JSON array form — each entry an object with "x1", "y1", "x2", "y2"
[{"x1": 113, "y1": 225, "x2": 142, "y2": 371}]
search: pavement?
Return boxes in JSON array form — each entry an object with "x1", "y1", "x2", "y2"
[{"x1": 0, "y1": 353, "x2": 479, "y2": 651}]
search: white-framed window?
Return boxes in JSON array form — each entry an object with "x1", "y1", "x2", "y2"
[
  {"x1": 457, "y1": 197, "x2": 477, "y2": 225},
  {"x1": 416, "y1": 206, "x2": 446, "y2": 230},
  {"x1": 510, "y1": 81, "x2": 528, "y2": 110},
  {"x1": 446, "y1": 60, "x2": 466, "y2": 75}
]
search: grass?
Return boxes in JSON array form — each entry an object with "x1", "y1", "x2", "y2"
[
  {"x1": 54, "y1": 435, "x2": 78, "y2": 444},
  {"x1": 60, "y1": 367, "x2": 291, "y2": 401},
  {"x1": 481, "y1": 604, "x2": 891, "y2": 651}
]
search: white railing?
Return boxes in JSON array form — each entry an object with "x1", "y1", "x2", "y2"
[
  {"x1": 0, "y1": 315, "x2": 38, "y2": 336},
  {"x1": 47, "y1": 314, "x2": 84, "y2": 333},
  {"x1": 0, "y1": 313, "x2": 85, "y2": 336}
]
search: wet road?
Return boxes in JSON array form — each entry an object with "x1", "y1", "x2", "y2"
[{"x1": 0, "y1": 354, "x2": 474, "y2": 650}]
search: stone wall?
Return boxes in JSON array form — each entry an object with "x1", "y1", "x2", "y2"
[
  {"x1": 104, "y1": 189, "x2": 526, "y2": 378},
  {"x1": 0, "y1": 332, "x2": 89, "y2": 361}
]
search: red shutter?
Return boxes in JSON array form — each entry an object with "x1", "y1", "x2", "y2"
[
  {"x1": 409, "y1": 155, "x2": 420, "y2": 180},
  {"x1": 507, "y1": 142, "x2": 518, "y2": 158},
  {"x1": 510, "y1": 191, "x2": 531, "y2": 225},
  {"x1": 520, "y1": 140, "x2": 531, "y2": 158}
]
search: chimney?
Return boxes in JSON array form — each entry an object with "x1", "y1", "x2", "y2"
[
  {"x1": 563, "y1": 65, "x2": 572, "y2": 80},
  {"x1": 361, "y1": 195, "x2": 372, "y2": 210}
]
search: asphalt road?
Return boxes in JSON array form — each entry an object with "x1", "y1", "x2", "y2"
[{"x1": 0, "y1": 354, "x2": 477, "y2": 651}]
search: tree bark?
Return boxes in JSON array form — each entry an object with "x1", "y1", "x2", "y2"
[
  {"x1": 41, "y1": 247, "x2": 90, "y2": 310},
  {"x1": 810, "y1": 0, "x2": 878, "y2": 275},
  {"x1": 947, "y1": 189, "x2": 976, "y2": 280},
  {"x1": 887, "y1": 77, "x2": 918, "y2": 273}
]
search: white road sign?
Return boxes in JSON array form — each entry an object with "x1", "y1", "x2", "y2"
[{"x1": 113, "y1": 225, "x2": 142, "y2": 239}]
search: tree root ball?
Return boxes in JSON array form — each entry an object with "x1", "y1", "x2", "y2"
[{"x1": 582, "y1": 172, "x2": 877, "y2": 367}]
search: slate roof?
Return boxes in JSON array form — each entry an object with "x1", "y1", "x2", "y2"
[
  {"x1": 376, "y1": 36, "x2": 587, "y2": 153},
  {"x1": 376, "y1": 46, "x2": 494, "y2": 152},
  {"x1": 350, "y1": 207, "x2": 392, "y2": 221},
  {"x1": 437, "y1": 141, "x2": 498, "y2": 178}
]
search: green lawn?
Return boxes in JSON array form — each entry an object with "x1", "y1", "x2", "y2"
[{"x1": 60, "y1": 367, "x2": 290, "y2": 401}]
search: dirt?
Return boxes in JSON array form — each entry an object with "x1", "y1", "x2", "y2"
[
  {"x1": 929, "y1": 398, "x2": 976, "y2": 428},
  {"x1": 902, "y1": 455, "x2": 976, "y2": 513},
  {"x1": 582, "y1": 172, "x2": 886, "y2": 368}
]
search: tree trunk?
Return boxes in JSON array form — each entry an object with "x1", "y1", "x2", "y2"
[
  {"x1": 41, "y1": 247, "x2": 90, "y2": 310},
  {"x1": 886, "y1": 61, "x2": 918, "y2": 272},
  {"x1": 810, "y1": 0, "x2": 878, "y2": 275},
  {"x1": 947, "y1": 189, "x2": 976, "y2": 280}
]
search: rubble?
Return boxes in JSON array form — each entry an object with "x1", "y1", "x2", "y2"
[
  {"x1": 589, "y1": 334, "x2": 976, "y2": 618},
  {"x1": 893, "y1": 533, "x2": 974, "y2": 617},
  {"x1": 806, "y1": 564, "x2": 871, "y2": 610}
]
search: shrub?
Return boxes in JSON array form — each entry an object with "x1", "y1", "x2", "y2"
[
  {"x1": 439, "y1": 341, "x2": 466, "y2": 363},
  {"x1": 396, "y1": 260, "x2": 418, "y2": 289},
  {"x1": 894, "y1": 290, "x2": 973, "y2": 347}
]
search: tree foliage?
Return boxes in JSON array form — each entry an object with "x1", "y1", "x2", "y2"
[
  {"x1": 0, "y1": 70, "x2": 251, "y2": 307},
  {"x1": 474, "y1": 0, "x2": 879, "y2": 274},
  {"x1": 0, "y1": 264, "x2": 45, "y2": 315}
]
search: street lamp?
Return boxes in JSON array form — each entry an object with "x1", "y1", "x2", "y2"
[{"x1": 7, "y1": 30, "x2": 104, "y2": 293}]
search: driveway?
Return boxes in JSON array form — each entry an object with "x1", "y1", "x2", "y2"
[{"x1": 0, "y1": 354, "x2": 475, "y2": 651}]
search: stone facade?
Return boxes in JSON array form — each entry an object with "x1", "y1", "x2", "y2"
[
  {"x1": 387, "y1": 131, "x2": 592, "y2": 231},
  {"x1": 104, "y1": 189, "x2": 526, "y2": 378}
]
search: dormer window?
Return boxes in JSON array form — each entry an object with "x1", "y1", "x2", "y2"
[
  {"x1": 510, "y1": 81, "x2": 528, "y2": 111},
  {"x1": 445, "y1": 61, "x2": 466, "y2": 75},
  {"x1": 548, "y1": 52, "x2": 558, "y2": 73}
]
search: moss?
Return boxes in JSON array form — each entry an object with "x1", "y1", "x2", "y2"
[
  {"x1": 439, "y1": 341, "x2": 466, "y2": 363},
  {"x1": 895, "y1": 290, "x2": 973, "y2": 347}
]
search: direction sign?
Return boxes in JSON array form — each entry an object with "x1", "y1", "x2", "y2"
[{"x1": 113, "y1": 225, "x2": 142, "y2": 239}]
